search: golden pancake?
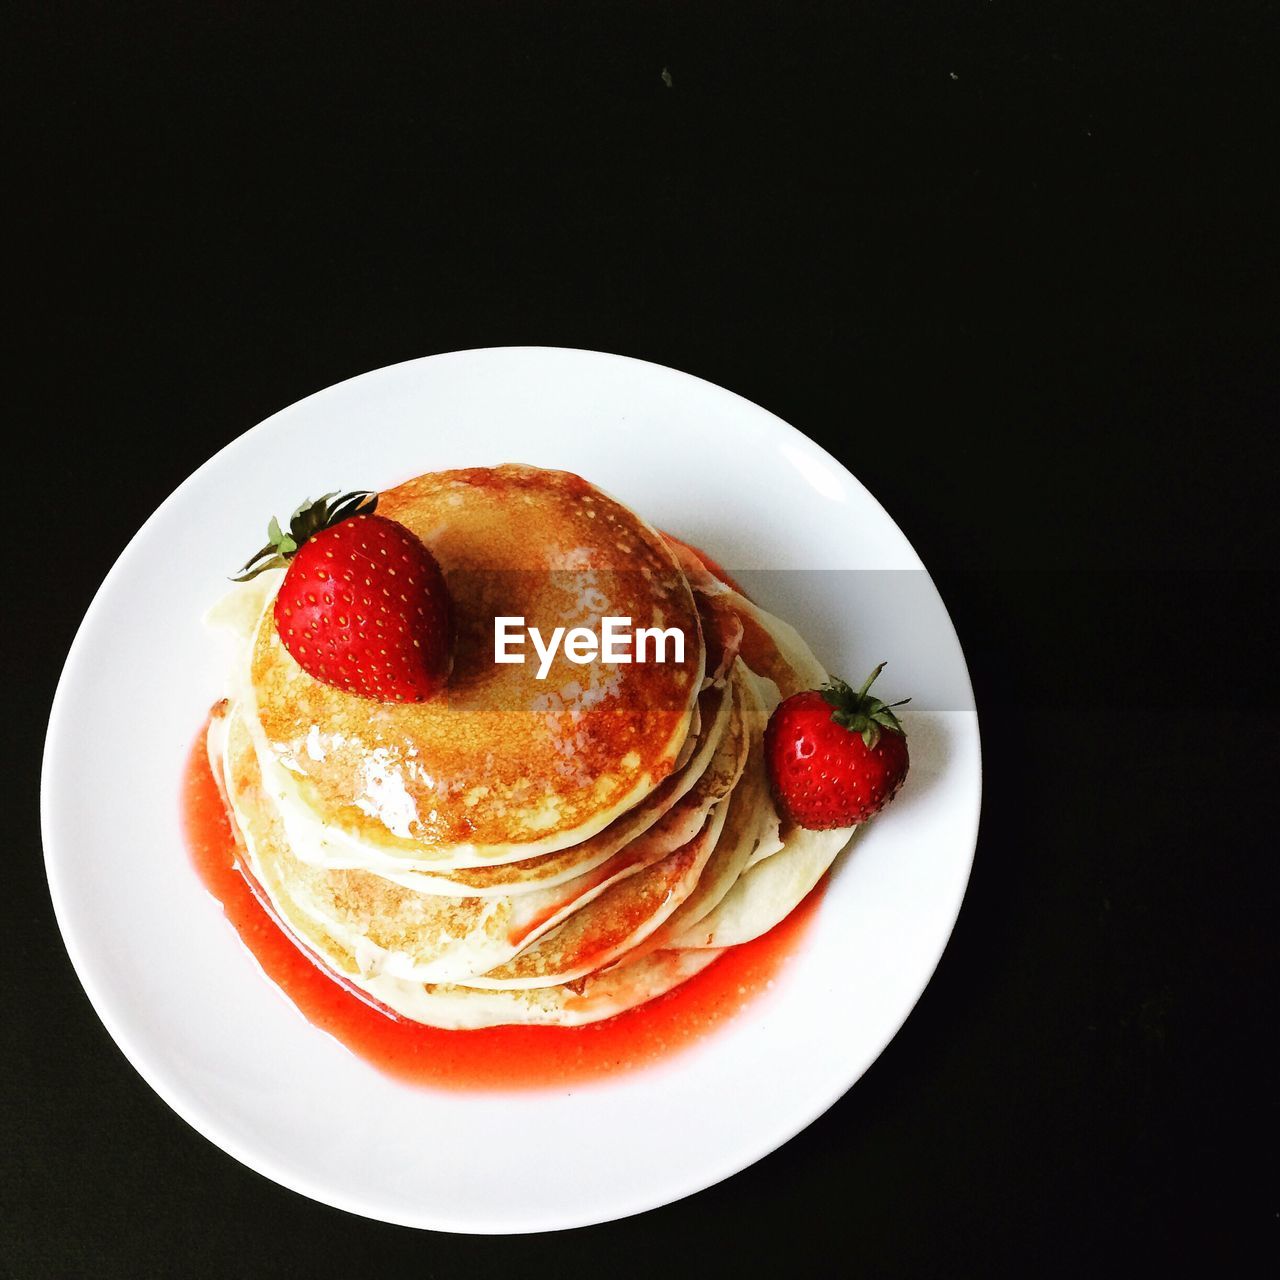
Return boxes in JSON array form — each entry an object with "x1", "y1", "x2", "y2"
[
  {"x1": 215, "y1": 573, "x2": 733, "y2": 900},
  {"x1": 248, "y1": 465, "x2": 704, "y2": 867}
]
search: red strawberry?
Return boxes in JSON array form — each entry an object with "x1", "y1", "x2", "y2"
[
  {"x1": 764, "y1": 664, "x2": 910, "y2": 829},
  {"x1": 234, "y1": 490, "x2": 451, "y2": 703}
]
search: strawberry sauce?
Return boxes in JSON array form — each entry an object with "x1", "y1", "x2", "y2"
[{"x1": 182, "y1": 731, "x2": 823, "y2": 1091}]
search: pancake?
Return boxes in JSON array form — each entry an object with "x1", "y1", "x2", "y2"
[
  {"x1": 648, "y1": 666, "x2": 774, "y2": 940},
  {"x1": 670, "y1": 824, "x2": 852, "y2": 949},
  {"x1": 360, "y1": 946, "x2": 725, "y2": 1031},
  {"x1": 265, "y1": 676, "x2": 732, "y2": 899},
  {"x1": 374, "y1": 686, "x2": 714, "y2": 896},
  {"x1": 246, "y1": 465, "x2": 705, "y2": 868},
  {"x1": 456, "y1": 663, "x2": 752, "y2": 989},
  {"x1": 215, "y1": 664, "x2": 751, "y2": 986}
]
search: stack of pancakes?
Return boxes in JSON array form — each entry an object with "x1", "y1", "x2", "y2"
[{"x1": 208, "y1": 465, "x2": 854, "y2": 1028}]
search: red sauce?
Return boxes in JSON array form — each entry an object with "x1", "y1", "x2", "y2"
[
  {"x1": 183, "y1": 735, "x2": 823, "y2": 1091},
  {"x1": 182, "y1": 536, "x2": 823, "y2": 1090}
]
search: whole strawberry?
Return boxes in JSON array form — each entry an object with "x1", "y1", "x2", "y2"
[
  {"x1": 235, "y1": 490, "x2": 451, "y2": 703},
  {"x1": 764, "y1": 664, "x2": 910, "y2": 829}
]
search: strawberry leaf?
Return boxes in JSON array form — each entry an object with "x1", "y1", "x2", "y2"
[
  {"x1": 232, "y1": 489, "x2": 378, "y2": 581},
  {"x1": 819, "y1": 663, "x2": 909, "y2": 745}
]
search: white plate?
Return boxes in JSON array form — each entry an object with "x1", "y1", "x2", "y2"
[{"x1": 42, "y1": 348, "x2": 980, "y2": 1233}]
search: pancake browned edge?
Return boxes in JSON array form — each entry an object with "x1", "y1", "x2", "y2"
[{"x1": 206, "y1": 466, "x2": 856, "y2": 1029}]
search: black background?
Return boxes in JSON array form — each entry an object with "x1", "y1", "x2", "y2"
[{"x1": 5, "y1": 3, "x2": 1276, "y2": 1276}]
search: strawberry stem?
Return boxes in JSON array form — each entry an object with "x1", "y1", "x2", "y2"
[{"x1": 854, "y1": 661, "x2": 887, "y2": 701}]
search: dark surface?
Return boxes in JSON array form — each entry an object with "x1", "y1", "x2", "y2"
[{"x1": 5, "y1": 3, "x2": 1275, "y2": 1275}]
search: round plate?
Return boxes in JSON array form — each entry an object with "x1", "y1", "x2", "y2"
[{"x1": 42, "y1": 348, "x2": 980, "y2": 1233}]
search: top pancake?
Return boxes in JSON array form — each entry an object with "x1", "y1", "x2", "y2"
[{"x1": 248, "y1": 465, "x2": 704, "y2": 863}]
